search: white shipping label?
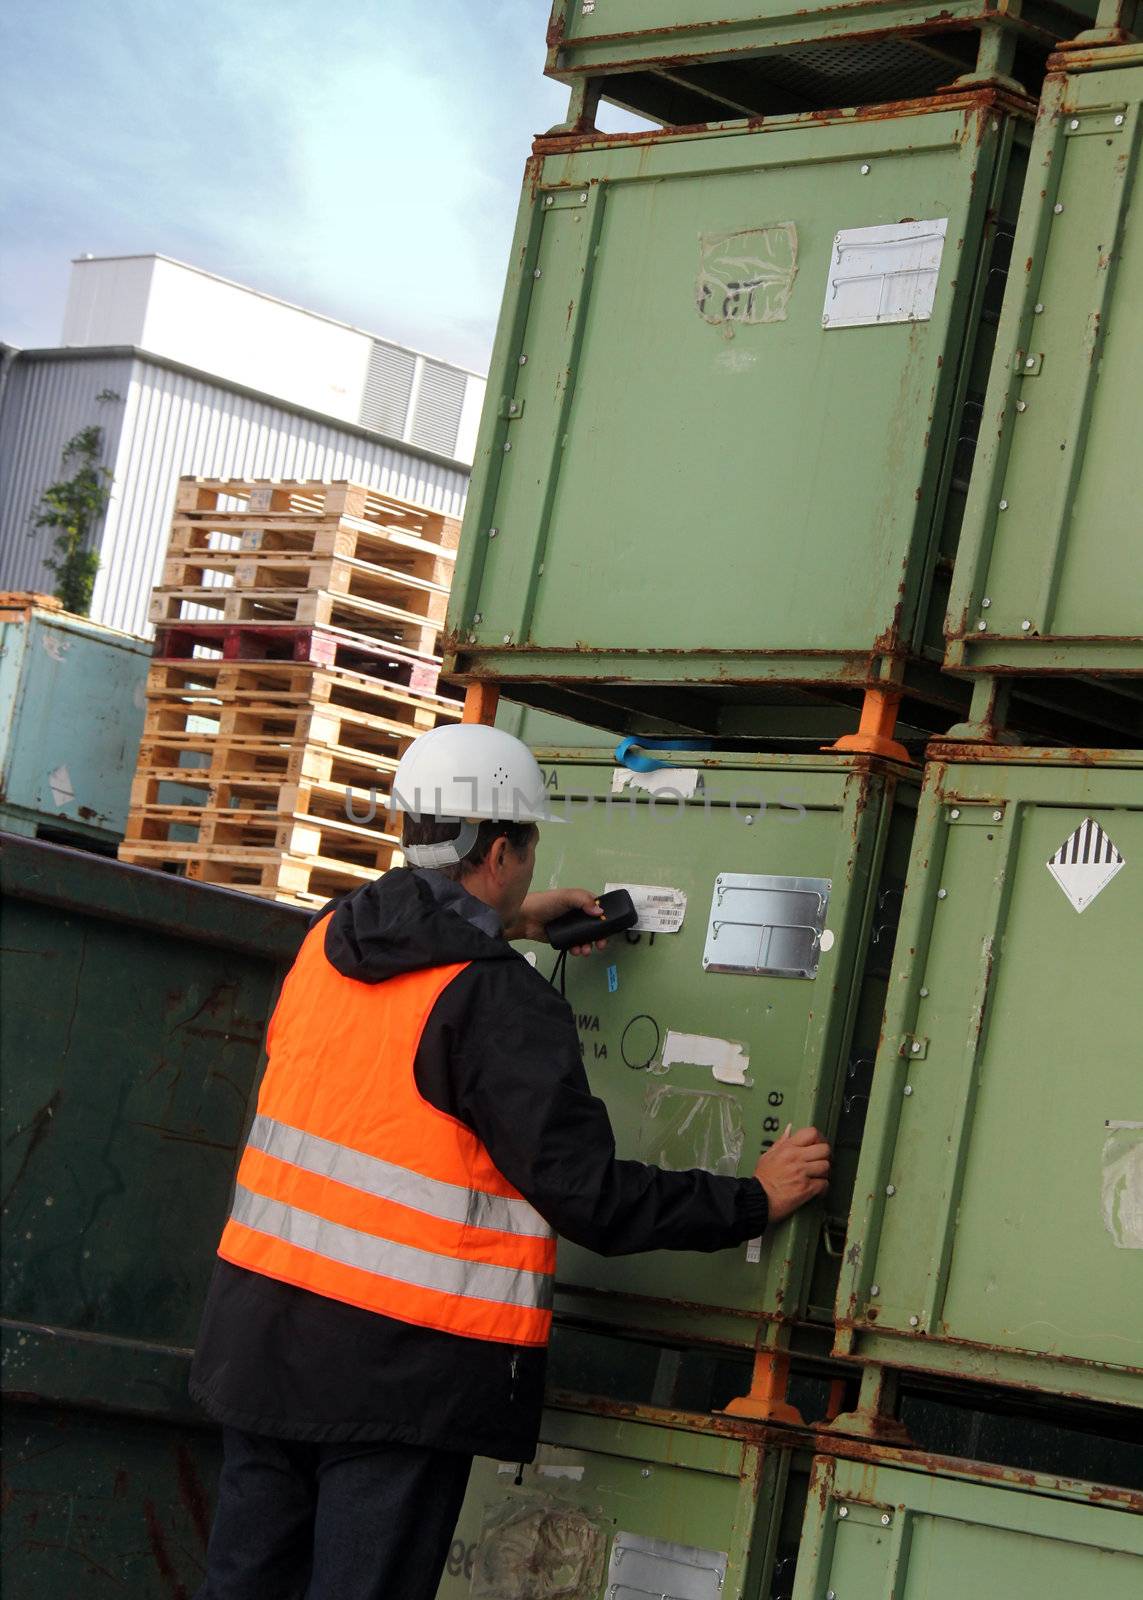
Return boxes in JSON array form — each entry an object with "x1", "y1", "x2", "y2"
[
  {"x1": 822, "y1": 218, "x2": 948, "y2": 329},
  {"x1": 603, "y1": 883, "x2": 687, "y2": 933},
  {"x1": 1047, "y1": 818, "x2": 1125, "y2": 912}
]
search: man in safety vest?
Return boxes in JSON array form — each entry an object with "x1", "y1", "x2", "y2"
[{"x1": 190, "y1": 723, "x2": 831, "y2": 1600}]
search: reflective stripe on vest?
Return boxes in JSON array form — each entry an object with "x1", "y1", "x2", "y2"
[{"x1": 218, "y1": 919, "x2": 556, "y2": 1346}]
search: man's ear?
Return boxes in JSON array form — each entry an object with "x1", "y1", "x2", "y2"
[{"x1": 488, "y1": 834, "x2": 509, "y2": 877}]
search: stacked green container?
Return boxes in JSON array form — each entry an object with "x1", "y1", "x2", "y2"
[{"x1": 441, "y1": 5, "x2": 1143, "y2": 1597}]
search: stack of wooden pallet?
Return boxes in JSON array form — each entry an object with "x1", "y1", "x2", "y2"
[{"x1": 119, "y1": 478, "x2": 463, "y2": 906}]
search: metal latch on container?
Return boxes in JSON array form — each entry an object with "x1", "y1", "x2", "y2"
[
  {"x1": 900, "y1": 1034, "x2": 929, "y2": 1060},
  {"x1": 1063, "y1": 109, "x2": 1127, "y2": 137},
  {"x1": 1015, "y1": 350, "x2": 1044, "y2": 377},
  {"x1": 498, "y1": 396, "x2": 525, "y2": 419},
  {"x1": 947, "y1": 803, "x2": 1005, "y2": 826}
]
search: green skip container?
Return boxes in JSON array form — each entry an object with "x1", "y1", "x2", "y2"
[
  {"x1": 447, "y1": 93, "x2": 1038, "y2": 737},
  {"x1": 543, "y1": 0, "x2": 1116, "y2": 123},
  {"x1": 518, "y1": 750, "x2": 917, "y2": 1347},
  {"x1": 836, "y1": 748, "x2": 1143, "y2": 1410},
  {"x1": 792, "y1": 1449, "x2": 1143, "y2": 1600},
  {"x1": 946, "y1": 42, "x2": 1143, "y2": 685}
]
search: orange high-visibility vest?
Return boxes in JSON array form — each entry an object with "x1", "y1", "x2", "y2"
[{"x1": 218, "y1": 916, "x2": 556, "y2": 1346}]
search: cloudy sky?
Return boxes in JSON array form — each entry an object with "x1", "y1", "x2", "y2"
[{"x1": 2, "y1": 0, "x2": 646, "y2": 373}]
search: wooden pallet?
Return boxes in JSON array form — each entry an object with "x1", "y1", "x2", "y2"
[
  {"x1": 148, "y1": 579, "x2": 443, "y2": 655},
  {"x1": 156, "y1": 549, "x2": 450, "y2": 632},
  {"x1": 173, "y1": 477, "x2": 461, "y2": 553},
  {"x1": 118, "y1": 838, "x2": 396, "y2": 908},
  {"x1": 143, "y1": 657, "x2": 460, "y2": 727},
  {"x1": 150, "y1": 623, "x2": 449, "y2": 695},
  {"x1": 166, "y1": 511, "x2": 457, "y2": 582}
]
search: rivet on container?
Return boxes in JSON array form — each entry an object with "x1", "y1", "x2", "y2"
[
  {"x1": 950, "y1": 807, "x2": 960, "y2": 818},
  {"x1": 488, "y1": 527, "x2": 499, "y2": 539},
  {"x1": 909, "y1": 1315, "x2": 920, "y2": 1327},
  {"x1": 937, "y1": 888, "x2": 948, "y2": 899},
  {"x1": 881, "y1": 1514, "x2": 891, "y2": 1527},
  {"x1": 886, "y1": 1184, "x2": 896, "y2": 1197},
  {"x1": 838, "y1": 1507, "x2": 849, "y2": 1519},
  {"x1": 1115, "y1": 114, "x2": 1125, "y2": 127},
  {"x1": 860, "y1": 163, "x2": 871, "y2": 174},
  {"x1": 903, "y1": 1085, "x2": 914, "y2": 1096},
  {"x1": 1021, "y1": 620, "x2": 1033, "y2": 631}
]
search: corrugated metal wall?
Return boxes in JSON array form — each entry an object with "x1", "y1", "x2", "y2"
[
  {"x1": 0, "y1": 353, "x2": 134, "y2": 600},
  {"x1": 0, "y1": 352, "x2": 471, "y2": 639}
]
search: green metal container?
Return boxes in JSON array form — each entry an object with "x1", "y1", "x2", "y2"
[
  {"x1": 436, "y1": 1402, "x2": 793, "y2": 1600},
  {"x1": 946, "y1": 44, "x2": 1143, "y2": 681},
  {"x1": 0, "y1": 837, "x2": 307, "y2": 1424},
  {"x1": 545, "y1": 0, "x2": 1111, "y2": 122},
  {"x1": 793, "y1": 1449, "x2": 1143, "y2": 1600},
  {"x1": 519, "y1": 751, "x2": 917, "y2": 1346},
  {"x1": 0, "y1": 601, "x2": 150, "y2": 848},
  {"x1": 836, "y1": 749, "x2": 1143, "y2": 1409},
  {"x1": 446, "y1": 95, "x2": 1031, "y2": 733}
]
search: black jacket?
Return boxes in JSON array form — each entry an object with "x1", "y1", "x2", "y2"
[{"x1": 189, "y1": 868, "x2": 768, "y2": 1459}]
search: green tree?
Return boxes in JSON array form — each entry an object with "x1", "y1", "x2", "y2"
[{"x1": 32, "y1": 425, "x2": 112, "y2": 615}]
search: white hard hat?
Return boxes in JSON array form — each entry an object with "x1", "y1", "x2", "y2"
[{"x1": 393, "y1": 724, "x2": 566, "y2": 866}]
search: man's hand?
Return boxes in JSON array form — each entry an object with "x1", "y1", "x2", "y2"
[
  {"x1": 506, "y1": 887, "x2": 608, "y2": 955},
  {"x1": 754, "y1": 1126, "x2": 831, "y2": 1223}
]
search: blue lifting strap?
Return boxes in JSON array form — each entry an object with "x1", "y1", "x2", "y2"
[{"x1": 614, "y1": 736, "x2": 713, "y2": 773}]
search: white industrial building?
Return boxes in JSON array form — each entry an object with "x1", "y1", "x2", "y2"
[{"x1": 0, "y1": 256, "x2": 484, "y2": 637}]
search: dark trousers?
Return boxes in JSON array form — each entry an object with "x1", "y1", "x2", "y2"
[{"x1": 195, "y1": 1427, "x2": 473, "y2": 1600}]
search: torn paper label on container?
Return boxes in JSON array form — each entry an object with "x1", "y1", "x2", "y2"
[
  {"x1": 603, "y1": 883, "x2": 687, "y2": 934},
  {"x1": 1102, "y1": 1122, "x2": 1143, "y2": 1250},
  {"x1": 472, "y1": 1500, "x2": 606, "y2": 1600},
  {"x1": 611, "y1": 767, "x2": 700, "y2": 800},
  {"x1": 1047, "y1": 819, "x2": 1125, "y2": 912},
  {"x1": 661, "y1": 1030, "x2": 751, "y2": 1086},
  {"x1": 47, "y1": 765, "x2": 75, "y2": 809}
]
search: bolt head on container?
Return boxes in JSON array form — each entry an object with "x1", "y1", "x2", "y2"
[
  {"x1": 1016, "y1": 400, "x2": 1027, "y2": 412},
  {"x1": 1021, "y1": 620, "x2": 1033, "y2": 631},
  {"x1": 518, "y1": 354, "x2": 528, "y2": 365},
  {"x1": 1070, "y1": 118, "x2": 1081, "y2": 129},
  {"x1": 909, "y1": 1315, "x2": 920, "y2": 1327},
  {"x1": 999, "y1": 498, "x2": 1009, "y2": 509},
  {"x1": 937, "y1": 888, "x2": 948, "y2": 899},
  {"x1": 502, "y1": 634, "x2": 512, "y2": 644},
  {"x1": 977, "y1": 620, "x2": 988, "y2": 632},
  {"x1": 911, "y1": 1041, "x2": 921, "y2": 1055},
  {"x1": 886, "y1": 1184, "x2": 896, "y2": 1196},
  {"x1": 1034, "y1": 304, "x2": 1044, "y2": 314},
  {"x1": 904, "y1": 1084, "x2": 913, "y2": 1096},
  {"x1": 532, "y1": 268, "x2": 542, "y2": 278},
  {"x1": 1053, "y1": 203, "x2": 1064, "y2": 214},
  {"x1": 919, "y1": 987, "x2": 929, "y2": 997},
  {"x1": 1115, "y1": 114, "x2": 1125, "y2": 127},
  {"x1": 980, "y1": 598, "x2": 991, "y2": 608},
  {"x1": 488, "y1": 527, "x2": 499, "y2": 538},
  {"x1": 473, "y1": 613, "x2": 483, "y2": 624},
  {"x1": 544, "y1": 195, "x2": 553, "y2": 206},
  {"x1": 950, "y1": 807, "x2": 960, "y2": 818},
  {"x1": 839, "y1": 1507, "x2": 849, "y2": 1519},
  {"x1": 992, "y1": 810, "x2": 1003, "y2": 821},
  {"x1": 870, "y1": 1283, "x2": 880, "y2": 1296}
]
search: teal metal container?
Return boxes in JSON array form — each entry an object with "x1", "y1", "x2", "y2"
[
  {"x1": 793, "y1": 1449, "x2": 1143, "y2": 1600},
  {"x1": 0, "y1": 600, "x2": 150, "y2": 847},
  {"x1": 437, "y1": 1402, "x2": 794, "y2": 1600},
  {"x1": 445, "y1": 94, "x2": 1031, "y2": 732},
  {"x1": 0, "y1": 837, "x2": 308, "y2": 1598},
  {"x1": 836, "y1": 749, "x2": 1143, "y2": 1409},
  {"x1": 545, "y1": 0, "x2": 1113, "y2": 122},
  {"x1": 518, "y1": 751, "x2": 917, "y2": 1346},
  {"x1": 946, "y1": 44, "x2": 1143, "y2": 681}
]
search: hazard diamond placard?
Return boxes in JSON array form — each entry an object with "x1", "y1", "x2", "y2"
[{"x1": 1047, "y1": 818, "x2": 1126, "y2": 913}]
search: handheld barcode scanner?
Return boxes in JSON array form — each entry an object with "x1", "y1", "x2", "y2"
[
  {"x1": 544, "y1": 889, "x2": 638, "y2": 951},
  {"x1": 544, "y1": 890, "x2": 639, "y2": 997}
]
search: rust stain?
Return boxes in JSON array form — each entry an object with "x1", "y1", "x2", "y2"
[
  {"x1": 174, "y1": 1445, "x2": 211, "y2": 1551},
  {"x1": 2, "y1": 1090, "x2": 62, "y2": 1209},
  {"x1": 144, "y1": 1500, "x2": 190, "y2": 1600}
]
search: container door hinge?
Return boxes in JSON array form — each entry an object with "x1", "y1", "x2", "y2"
[{"x1": 498, "y1": 396, "x2": 525, "y2": 419}]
